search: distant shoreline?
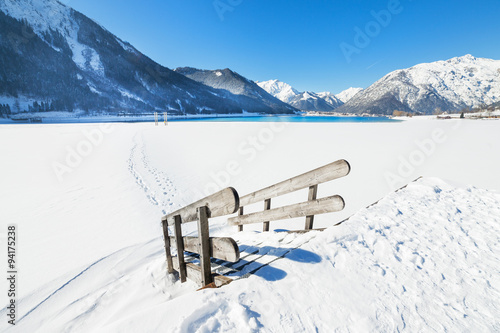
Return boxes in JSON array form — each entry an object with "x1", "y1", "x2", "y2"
[{"x1": 0, "y1": 112, "x2": 398, "y2": 124}]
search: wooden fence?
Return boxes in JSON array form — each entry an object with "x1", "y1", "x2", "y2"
[
  {"x1": 161, "y1": 159, "x2": 350, "y2": 287},
  {"x1": 228, "y1": 159, "x2": 350, "y2": 231},
  {"x1": 161, "y1": 187, "x2": 240, "y2": 287}
]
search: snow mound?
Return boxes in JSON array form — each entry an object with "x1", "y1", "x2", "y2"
[{"x1": 3, "y1": 177, "x2": 499, "y2": 332}]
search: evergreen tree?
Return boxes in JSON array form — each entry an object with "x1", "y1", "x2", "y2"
[{"x1": 14, "y1": 100, "x2": 21, "y2": 113}]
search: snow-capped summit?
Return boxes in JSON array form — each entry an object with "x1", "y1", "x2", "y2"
[
  {"x1": 1, "y1": 0, "x2": 104, "y2": 76},
  {"x1": 256, "y1": 79, "x2": 300, "y2": 103},
  {"x1": 316, "y1": 91, "x2": 344, "y2": 107},
  {"x1": 257, "y1": 80, "x2": 343, "y2": 111},
  {"x1": 335, "y1": 87, "x2": 363, "y2": 103},
  {"x1": 174, "y1": 68, "x2": 297, "y2": 113},
  {"x1": 336, "y1": 55, "x2": 500, "y2": 115},
  {"x1": 0, "y1": 0, "x2": 294, "y2": 115}
]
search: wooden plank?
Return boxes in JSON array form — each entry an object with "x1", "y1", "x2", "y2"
[
  {"x1": 263, "y1": 198, "x2": 271, "y2": 232},
  {"x1": 228, "y1": 195, "x2": 345, "y2": 226},
  {"x1": 197, "y1": 206, "x2": 213, "y2": 286},
  {"x1": 169, "y1": 236, "x2": 239, "y2": 262},
  {"x1": 172, "y1": 260, "x2": 232, "y2": 288},
  {"x1": 304, "y1": 185, "x2": 318, "y2": 230},
  {"x1": 162, "y1": 187, "x2": 239, "y2": 225},
  {"x1": 161, "y1": 220, "x2": 174, "y2": 274},
  {"x1": 173, "y1": 215, "x2": 186, "y2": 283},
  {"x1": 239, "y1": 159, "x2": 350, "y2": 207},
  {"x1": 238, "y1": 207, "x2": 244, "y2": 232}
]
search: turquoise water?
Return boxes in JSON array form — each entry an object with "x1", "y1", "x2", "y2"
[
  {"x1": 173, "y1": 115, "x2": 399, "y2": 123},
  {"x1": 1, "y1": 115, "x2": 400, "y2": 124}
]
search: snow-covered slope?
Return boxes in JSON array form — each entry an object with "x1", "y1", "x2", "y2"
[
  {"x1": 1, "y1": 119, "x2": 500, "y2": 331},
  {"x1": 4, "y1": 175, "x2": 499, "y2": 332},
  {"x1": 337, "y1": 55, "x2": 500, "y2": 115},
  {"x1": 174, "y1": 68, "x2": 297, "y2": 114},
  {"x1": 257, "y1": 80, "x2": 343, "y2": 111},
  {"x1": 255, "y1": 79, "x2": 299, "y2": 103},
  {"x1": 291, "y1": 91, "x2": 342, "y2": 111},
  {"x1": 0, "y1": 0, "x2": 291, "y2": 115},
  {"x1": 316, "y1": 91, "x2": 344, "y2": 108},
  {"x1": 335, "y1": 87, "x2": 363, "y2": 103}
]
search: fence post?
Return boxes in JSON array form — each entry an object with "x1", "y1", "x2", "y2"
[
  {"x1": 304, "y1": 185, "x2": 318, "y2": 230},
  {"x1": 173, "y1": 215, "x2": 186, "y2": 282},
  {"x1": 197, "y1": 206, "x2": 213, "y2": 286},
  {"x1": 162, "y1": 220, "x2": 174, "y2": 274},
  {"x1": 263, "y1": 198, "x2": 271, "y2": 232},
  {"x1": 238, "y1": 206, "x2": 244, "y2": 232}
]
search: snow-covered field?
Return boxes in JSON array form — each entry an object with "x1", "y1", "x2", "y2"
[{"x1": 1, "y1": 119, "x2": 499, "y2": 332}]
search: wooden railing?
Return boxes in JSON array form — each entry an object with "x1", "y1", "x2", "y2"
[
  {"x1": 228, "y1": 159, "x2": 350, "y2": 231},
  {"x1": 161, "y1": 160, "x2": 351, "y2": 287},
  {"x1": 161, "y1": 187, "x2": 240, "y2": 287}
]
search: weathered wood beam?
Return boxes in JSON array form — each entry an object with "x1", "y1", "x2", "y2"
[
  {"x1": 263, "y1": 198, "x2": 271, "y2": 232},
  {"x1": 237, "y1": 206, "x2": 244, "y2": 232},
  {"x1": 305, "y1": 184, "x2": 318, "y2": 230},
  {"x1": 173, "y1": 215, "x2": 186, "y2": 282},
  {"x1": 228, "y1": 195, "x2": 345, "y2": 226},
  {"x1": 197, "y1": 206, "x2": 212, "y2": 286},
  {"x1": 162, "y1": 220, "x2": 174, "y2": 274},
  {"x1": 162, "y1": 187, "x2": 239, "y2": 225},
  {"x1": 239, "y1": 159, "x2": 350, "y2": 207},
  {"x1": 169, "y1": 236, "x2": 240, "y2": 262}
]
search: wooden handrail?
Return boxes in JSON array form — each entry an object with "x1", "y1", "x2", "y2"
[
  {"x1": 169, "y1": 236, "x2": 240, "y2": 262},
  {"x1": 228, "y1": 195, "x2": 345, "y2": 226},
  {"x1": 239, "y1": 159, "x2": 350, "y2": 207},
  {"x1": 162, "y1": 187, "x2": 239, "y2": 225}
]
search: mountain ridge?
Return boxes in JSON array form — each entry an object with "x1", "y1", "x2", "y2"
[
  {"x1": 256, "y1": 79, "x2": 346, "y2": 112},
  {"x1": 0, "y1": 0, "x2": 293, "y2": 115},
  {"x1": 174, "y1": 67, "x2": 297, "y2": 114},
  {"x1": 336, "y1": 55, "x2": 500, "y2": 115}
]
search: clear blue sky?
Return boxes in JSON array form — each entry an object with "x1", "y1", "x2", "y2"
[{"x1": 68, "y1": 0, "x2": 500, "y2": 94}]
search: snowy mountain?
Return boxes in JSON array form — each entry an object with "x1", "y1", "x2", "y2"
[
  {"x1": 291, "y1": 91, "x2": 342, "y2": 112},
  {"x1": 174, "y1": 68, "x2": 297, "y2": 113},
  {"x1": 255, "y1": 79, "x2": 299, "y2": 103},
  {"x1": 257, "y1": 79, "x2": 343, "y2": 112},
  {"x1": 0, "y1": 0, "x2": 291, "y2": 115},
  {"x1": 336, "y1": 55, "x2": 500, "y2": 115},
  {"x1": 316, "y1": 91, "x2": 344, "y2": 108},
  {"x1": 335, "y1": 87, "x2": 363, "y2": 103}
]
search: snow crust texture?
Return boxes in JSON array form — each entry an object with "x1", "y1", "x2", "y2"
[{"x1": 4, "y1": 177, "x2": 499, "y2": 332}]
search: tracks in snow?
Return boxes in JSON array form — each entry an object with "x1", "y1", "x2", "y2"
[{"x1": 127, "y1": 132, "x2": 179, "y2": 215}]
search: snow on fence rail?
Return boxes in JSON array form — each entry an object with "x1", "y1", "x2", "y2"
[
  {"x1": 230, "y1": 159, "x2": 350, "y2": 231},
  {"x1": 161, "y1": 160, "x2": 350, "y2": 288}
]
